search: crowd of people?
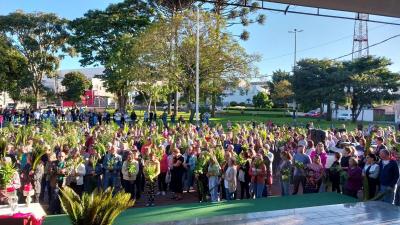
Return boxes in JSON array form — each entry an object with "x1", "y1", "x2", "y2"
[{"x1": 0, "y1": 108, "x2": 399, "y2": 215}]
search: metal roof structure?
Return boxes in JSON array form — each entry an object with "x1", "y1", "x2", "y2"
[{"x1": 199, "y1": 0, "x2": 400, "y2": 25}]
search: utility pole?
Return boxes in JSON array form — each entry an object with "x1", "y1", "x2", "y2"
[
  {"x1": 288, "y1": 28, "x2": 303, "y2": 122},
  {"x1": 289, "y1": 28, "x2": 303, "y2": 69},
  {"x1": 195, "y1": 5, "x2": 200, "y2": 126}
]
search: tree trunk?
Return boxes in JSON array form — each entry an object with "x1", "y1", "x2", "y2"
[
  {"x1": 117, "y1": 91, "x2": 128, "y2": 112},
  {"x1": 33, "y1": 87, "x2": 40, "y2": 110},
  {"x1": 167, "y1": 93, "x2": 172, "y2": 114},
  {"x1": 154, "y1": 100, "x2": 157, "y2": 112},
  {"x1": 147, "y1": 98, "x2": 152, "y2": 113},
  {"x1": 326, "y1": 102, "x2": 332, "y2": 121},
  {"x1": 211, "y1": 93, "x2": 216, "y2": 118},
  {"x1": 351, "y1": 97, "x2": 358, "y2": 123},
  {"x1": 174, "y1": 91, "x2": 179, "y2": 115}
]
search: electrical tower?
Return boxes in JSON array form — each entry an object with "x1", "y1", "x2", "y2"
[{"x1": 352, "y1": 13, "x2": 369, "y2": 59}]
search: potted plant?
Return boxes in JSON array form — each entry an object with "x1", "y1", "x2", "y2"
[{"x1": 60, "y1": 187, "x2": 134, "y2": 225}]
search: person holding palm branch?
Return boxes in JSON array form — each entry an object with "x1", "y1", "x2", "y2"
[{"x1": 144, "y1": 152, "x2": 160, "y2": 207}]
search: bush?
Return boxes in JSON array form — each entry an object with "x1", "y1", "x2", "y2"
[
  {"x1": 238, "y1": 102, "x2": 246, "y2": 106},
  {"x1": 229, "y1": 101, "x2": 238, "y2": 107},
  {"x1": 223, "y1": 107, "x2": 289, "y2": 112}
]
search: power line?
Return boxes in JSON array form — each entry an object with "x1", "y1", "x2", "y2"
[
  {"x1": 330, "y1": 34, "x2": 400, "y2": 60},
  {"x1": 263, "y1": 19, "x2": 400, "y2": 61}
]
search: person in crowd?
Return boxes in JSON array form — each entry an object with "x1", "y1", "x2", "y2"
[
  {"x1": 362, "y1": 153, "x2": 380, "y2": 200},
  {"x1": 239, "y1": 151, "x2": 251, "y2": 199},
  {"x1": 144, "y1": 152, "x2": 160, "y2": 207},
  {"x1": 344, "y1": 157, "x2": 362, "y2": 198},
  {"x1": 249, "y1": 153, "x2": 266, "y2": 198},
  {"x1": 378, "y1": 149, "x2": 399, "y2": 204},
  {"x1": 292, "y1": 143, "x2": 311, "y2": 195},
  {"x1": 170, "y1": 149, "x2": 185, "y2": 201},
  {"x1": 278, "y1": 151, "x2": 292, "y2": 196},
  {"x1": 207, "y1": 156, "x2": 221, "y2": 202},
  {"x1": 329, "y1": 152, "x2": 342, "y2": 193},
  {"x1": 310, "y1": 142, "x2": 327, "y2": 168},
  {"x1": 121, "y1": 151, "x2": 139, "y2": 200},
  {"x1": 102, "y1": 144, "x2": 122, "y2": 190},
  {"x1": 375, "y1": 136, "x2": 387, "y2": 157},
  {"x1": 157, "y1": 148, "x2": 168, "y2": 196},
  {"x1": 304, "y1": 155, "x2": 324, "y2": 193},
  {"x1": 224, "y1": 157, "x2": 237, "y2": 201},
  {"x1": 84, "y1": 154, "x2": 102, "y2": 193},
  {"x1": 67, "y1": 148, "x2": 86, "y2": 197}
]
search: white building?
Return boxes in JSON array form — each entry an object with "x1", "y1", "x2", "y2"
[{"x1": 222, "y1": 81, "x2": 268, "y2": 106}]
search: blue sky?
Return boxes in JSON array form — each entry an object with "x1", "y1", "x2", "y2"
[{"x1": 1, "y1": 0, "x2": 400, "y2": 81}]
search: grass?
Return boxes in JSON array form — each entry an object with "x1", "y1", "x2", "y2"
[
  {"x1": 43, "y1": 192, "x2": 358, "y2": 225},
  {"x1": 127, "y1": 109, "x2": 389, "y2": 131}
]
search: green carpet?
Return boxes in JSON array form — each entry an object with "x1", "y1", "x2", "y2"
[{"x1": 44, "y1": 192, "x2": 358, "y2": 225}]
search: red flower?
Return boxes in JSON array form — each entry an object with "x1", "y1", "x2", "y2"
[
  {"x1": 24, "y1": 184, "x2": 32, "y2": 192},
  {"x1": 6, "y1": 187, "x2": 15, "y2": 192}
]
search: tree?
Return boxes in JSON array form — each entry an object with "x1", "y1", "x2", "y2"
[
  {"x1": 0, "y1": 36, "x2": 32, "y2": 104},
  {"x1": 61, "y1": 71, "x2": 91, "y2": 102},
  {"x1": 292, "y1": 59, "x2": 346, "y2": 120},
  {"x1": 268, "y1": 70, "x2": 292, "y2": 106},
  {"x1": 271, "y1": 80, "x2": 294, "y2": 107},
  {"x1": 176, "y1": 11, "x2": 259, "y2": 118},
  {"x1": 0, "y1": 11, "x2": 70, "y2": 109},
  {"x1": 252, "y1": 92, "x2": 273, "y2": 109},
  {"x1": 343, "y1": 56, "x2": 400, "y2": 122},
  {"x1": 69, "y1": 0, "x2": 155, "y2": 111}
]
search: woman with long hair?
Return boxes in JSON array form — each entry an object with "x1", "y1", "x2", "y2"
[{"x1": 278, "y1": 151, "x2": 292, "y2": 196}]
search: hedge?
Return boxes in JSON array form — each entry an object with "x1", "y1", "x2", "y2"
[{"x1": 223, "y1": 107, "x2": 290, "y2": 112}]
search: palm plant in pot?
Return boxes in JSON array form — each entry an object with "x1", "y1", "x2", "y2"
[{"x1": 59, "y1": 187, "x2": 134, "y2": 225}]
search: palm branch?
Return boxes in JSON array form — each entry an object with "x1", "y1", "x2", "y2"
[{"x1": 60, "y1": 187, "x2": 134, "y2": 225}]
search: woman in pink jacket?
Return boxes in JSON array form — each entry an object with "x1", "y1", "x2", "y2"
[{"x1": 310, "y1": 142, "x2": 328, "y2": 168}]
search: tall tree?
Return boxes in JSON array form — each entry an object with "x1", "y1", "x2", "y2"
[
  {"x1": 69, "y1": 0, "x2": 155, "y2": 111},
  {"x1": 61, "y1": 71, "x2": 91, "y2": 102},
  {"x1": 343, "y1": 56, "x2": 400, "y2": 122},
  {"x1": 0, "y1": 11, "x2": 70, "y2": 109},
  {"x1": 292, "y1": 59, "x2": 346, "y2": 120},
  {"x1": 270, "y1": 80, "x2": 294, "y2": 107},
  {"x1": 0, "y1": 36, "x2": 32, "y2": 104}
]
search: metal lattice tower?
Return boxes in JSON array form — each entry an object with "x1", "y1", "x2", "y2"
[{"x1": 352, "y1": 13, "x2": 369, "y2": 59}]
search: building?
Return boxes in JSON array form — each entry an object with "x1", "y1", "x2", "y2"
[
  {"x1": 222, "y1": 81, "x2": 269, "y2": 106},
  {"x1": 43, "y1": 67, "x2": 115, "y2": 108}
]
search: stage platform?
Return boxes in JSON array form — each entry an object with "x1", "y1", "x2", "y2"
[
  {"x1": 148, "y1": 201, "x2": 400, "y2": 225},
  {"x1": 43, "y1": 193, "x2": 400, "y2": 224}
]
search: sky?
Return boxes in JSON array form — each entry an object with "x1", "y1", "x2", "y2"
[{"x1": 1, "y1": 0, "x2": 400, "y2": 82}]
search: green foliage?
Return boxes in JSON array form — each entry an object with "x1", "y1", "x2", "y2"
[
  {"x1": 69, "y1": 0, "x2": 155, "y2": 111},
  {"x1": 343, "y1": 56, "x2": 400, "y2": 122},
  {"x1": 61, "y1": 71, "x2": 91, "y2": 102},
  {"x1": 0, "y1": 160, "x2": 16, "y2": 189},
  {"x1": 0, "y1": 11, "x2": 70, "y2": 108},
  {"x1": 0, "y1": 36, "x2": 32, "y2": 102},
  {"x1": 60, "y1": 186, "x2": 134, "y2": 225},
  {"x1": 252, "y1": 92, "x2": 273, "y2": 109}
]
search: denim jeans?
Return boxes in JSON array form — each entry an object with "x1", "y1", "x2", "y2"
[
  {"x1": 394, "y1": 185, "x2": 399, "y2": 206},
  {"x1": 103, "y1": 172, "x2": 118, "y2": 190},
  {"x1": 380, "y1": 185, "x2": 395, "y2": 204},
  {"x1": 225, "y1": 188, "x2": 234, "y2": 201},
  {"x1": 253, "y1": 183, "x2": 264, "y2": 198},
  {"x1": 280, "y1": 179, "x2": 290, "y2": 196},
  {"x1": 209, "y1": 176, "x2": 219, "y2": 202}
]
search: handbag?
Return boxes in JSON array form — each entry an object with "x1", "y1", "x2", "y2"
[{"x1": 165, "y1": 170, "x2": 171, "y2": 183}]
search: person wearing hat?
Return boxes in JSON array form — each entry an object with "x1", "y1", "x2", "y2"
[
  {"x1": 292, "y1": 143, "x2": 311, "y2": 195},
  {"x1": 362, "y1": 153, "x2": 380, "y2": 200}
]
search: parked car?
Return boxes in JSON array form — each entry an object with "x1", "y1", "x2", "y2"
[
  {"x1": 304, "y1": 110, "x2": 321, "y2": 118},
  {"x1": 337, "y1": 113, "x2": 352, "y2": 120}
]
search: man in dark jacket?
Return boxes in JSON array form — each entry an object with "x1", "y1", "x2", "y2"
[{"x1": 379, "y1": 149, "x2": 399, "y2": 204}]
